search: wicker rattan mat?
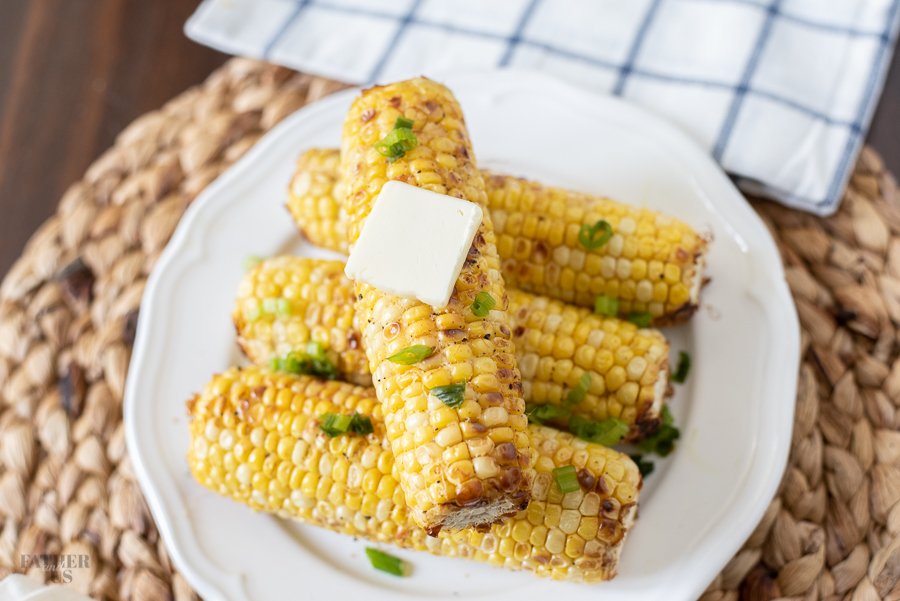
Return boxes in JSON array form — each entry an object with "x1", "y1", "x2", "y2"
[{"x1": 1, "y1": 58, "x2": 899, "y2": 601}]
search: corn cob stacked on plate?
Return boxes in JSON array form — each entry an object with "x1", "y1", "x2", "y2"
[
  {"x1": 288, "y1": 148, "x2": 708, "y2": 326},
  {"x1": 338, "y1": 78, "x2": 533, "y2": 533},
  {"x1": 187, "y1": 367, "x2": 641, "y2": 583},
  {"x1": 185, "y1": 76, "x2": 709, "y2": 584},
  {"x1": 235, "y1": 257, "x2": 671, "y2": 442}
]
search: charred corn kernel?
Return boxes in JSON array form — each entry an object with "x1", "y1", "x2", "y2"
[
  {"x1": 289, "y1": 149, "x2": 706, "y2": 326},
  {"x1": 340, "y1": 79, "x2": 530, "y2": 532},
  {"x1": 188, "y1": 367, "x2": 641, "y2": 583}
]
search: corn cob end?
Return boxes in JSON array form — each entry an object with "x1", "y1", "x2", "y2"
[
  {"x1": 651, "y1": 250, "x2": 707, "y2": 327},
  {"x1": 417, "y1": 488, "x2": 532, "y2": 537}
]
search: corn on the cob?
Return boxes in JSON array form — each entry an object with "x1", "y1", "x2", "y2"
[
  {"x1": 287, "y1": 148, "x2": 347, "y2": 251},
  {"x1": 507, "y1": 289, "x2": 670, "y2": 439},
  {"x1": 235, "y1": 257, "x2": 670, "y2": 442},
  {"x1": 187, "y1": 367, "x2": 641, "y2": 583},
  {"x1": 339, "y1": 78, "x2": 531, "y2": 532},
  {"x1": 291, "y1": 148, "x2": 707, "y2": 326},
  {"x1": 233, "y1": 257, "x2": 369, "y2": 385}
]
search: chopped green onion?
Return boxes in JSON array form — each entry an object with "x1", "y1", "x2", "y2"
[
  {"x1": 387, "y1": 345, "x2": 433, "y2": 365},
  {"x1": 552, "y1": 465, "x2": 580, "y2": 494},
  {"x1": 564, "y1": 373, "x2": 592, "y2": 406},
  {"x1": 247, "y1": 305, "x2": 262, "y2": 322},
  {"x1": 526, "y1": 373, "x2": 592, "y2": 424},
  {"x1": 374, "y1": 128, "x2": 418, "y2": 163},
  {"x1": 630, "y1": 454, "x2": 655, "y2": 477},
  {"x1": 350, "y1": 413, "x2": 374, "y2": 436},
  {"x1": 594, "y1": 295, "x2": 619, "y2": 317},
  {"x1": 243, "y1": 255, "x2": 263, "y2": 272},
  {"x1": 394, "y1": 116, "x2": 414, "y2": 130},
  {"x1": 662, "y1": 405, "x2": 673, "y2": 426},
  {"x1": 319, "y1": 413, "x2": 353, "y2": 437},
  {"x1": 638, "y1": 406, "x2": 680, "y2": 456},
  {"x1": 262, "y1": 298, "x2": 278, "y2": 314},
  {"x1": 270, "y1": 341, "x2": 339, "y2": 380},
  {"x1": 578, "y1": 220, "x2": 613, "y2": 250},
  {"x1": 318, "y1": 412, "x2": 372, "y2": 438},
  {"x1": 275, "y1": 298, "x2": 291, "y2": 318},
  {"x1": 627, "y1": 311, "x2": 653, "y2": 328},
  {"x1": 306, "y1": 340, "x2": 326, "y2": 360},
  {"x1": 429, "y1": 381, "x2": 466, "y2": 408},
  {"x1": 282, "y1": 355, "x2": 302, "y2": 374},
  {"x1": 670, "y1": 351, "x2": 691, "y2": 383},
  {"x1": 310, "y1": 357, "x2": 339, "y2": 379},
  {"x1": 471, "y1": 291, "x2": 496, "y2": 318},
  {"x1": 365, "y1": 547, "x2": 408, "y2": 577},
  {"x1": 569, "y1": 415, "x2": 629, "y2": 446},
  {"x1": 525, "y1": 403, "x2": 571, "y2": 425}
]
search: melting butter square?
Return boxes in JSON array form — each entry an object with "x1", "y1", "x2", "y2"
[{"x1": 345, "y1": 181, "x2": 484, "y2": 308}]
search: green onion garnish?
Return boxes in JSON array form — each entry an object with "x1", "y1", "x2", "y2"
[
  {"x1": 318, "y1": 412, "x2": 372, "y2": 438},
  {"x1": 429, "y1": 381, "x2": 466, "y2": 408},
  {"x1": 552, "y1": 465, "x2": 580, "y2": 494},
  {"x1": 578, "y1": 220, "x2": 613, "y2": 250},
  {"x1": 387, "y1": 345, "x2": 433, "y2": 365},
  {"x1": 594, "y1": 295, "x2": 619, "y2": 317},
  {"x1": 306, "y1": 340, "x2": 326, "y2": 359},
  {"x1": 282, "y1": 355, "x2": 302, "y2": 374},
  {"x1": 319, "y1": 413, "x2": 353, "y2": 437},
  {"x1": 670, "y1": 351, "x2": 691, "y2": 383},
  {"x1": 350, "y1": 413, "x2": 374, "y2": 436},
  {"x1": 638, "y1": 406, "x2": 680, "y2": 456},
  {"x1": 627, "y1": 311, "x2": 653, "y2": 328},
  {"x1": 569, "y1": 415, "x2": 629, "y2": 446},
  {"x1": 275, "y1": 298, "x2": 291, "y2": 318},
  {"x1": 365, "y1": 547, "x2": 408, "y2": 576},
  {"x1": 630, "y1": 454, "x2": 655, "y2": 477},
  {"x1": 247, "y1": 305, "x2": 262, "y2": 322},
  {"x1": 270, "y1": 341, "x2": 339, "y2": 380},
  {"x1": 525, "y1": 403, "x2": 572, "y2": 425},
  {"x1": 565, "y1": 372, "x2": 592, "y2": 406},
  {"x1": 374, "y1": 118, "x2": 418, "y2": 163},
  {"x1": 525, "y1": 373, "x2": 592, "y2": 424},
  {"x1": 243, "y1": 255, "x2": 263, "y2": 271},
  {"x1": 262, "y1": 298, "x2": 278, "y2": 314},
  {"x1": 471, "y1": 291, "x2": 496, "y2": 318}
]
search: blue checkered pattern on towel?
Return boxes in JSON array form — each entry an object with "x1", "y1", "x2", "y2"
[{"x1": 186, "y1": 0, "x2": 900, "y2": 215}]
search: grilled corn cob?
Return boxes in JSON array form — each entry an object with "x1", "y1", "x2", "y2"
[
  {"x1": 287, "y1": 147, "x2": 347, "y2": 251},
  {"x1": 235, "y1": 257, "x2": 669, "y2": 442},
  {"x1": 187, "y1": 367, "x2": 641, "y2": 583},
  {"x1": 291, "y1": 148, "x2": 707, "y2": 326},
  {"x1": 339, "y1": 78, "x2": 531, "y2": 532},
  {"x1": 234, "y1": 256, "x2": 368, "y2": 385},
  {"x1": 508, "y1": 289, "x2": 670, "y2": 438}
]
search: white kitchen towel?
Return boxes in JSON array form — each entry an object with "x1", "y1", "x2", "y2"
[{"x1": 186, "y1": 0, "x2": 900, "y2": 215}]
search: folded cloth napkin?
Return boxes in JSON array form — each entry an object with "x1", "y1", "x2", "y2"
[
  {"x1": 0, "y1": 575, "x2": 91, "y2": 601},
  {"x1": 186, "y1": 0, "x2": 900, "y2": 215}
]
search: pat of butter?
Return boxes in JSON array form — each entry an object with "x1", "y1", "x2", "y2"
[{"x1": 345, "y1": 181, "x2": 484, "y2": 308}]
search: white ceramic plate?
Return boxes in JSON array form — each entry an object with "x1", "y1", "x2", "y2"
[{"x1": 125, "y1": 70, "x2": 799, "y2": 601}]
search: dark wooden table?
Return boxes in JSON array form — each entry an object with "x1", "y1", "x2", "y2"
[{"x1": 1, "y1": 1, "x2": 899, "y2": 280}]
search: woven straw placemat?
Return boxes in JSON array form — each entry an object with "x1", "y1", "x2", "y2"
[{"x1": 1, "y1": 58, "x2": 899, "y2": 601}]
